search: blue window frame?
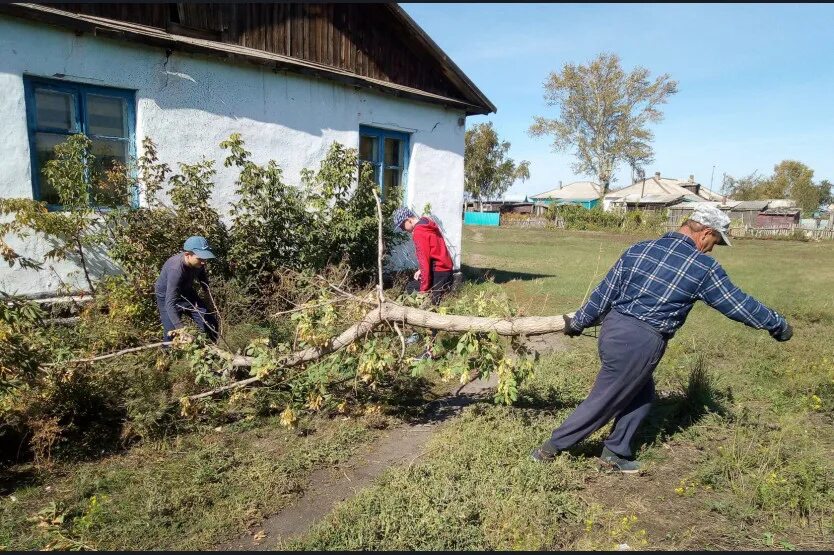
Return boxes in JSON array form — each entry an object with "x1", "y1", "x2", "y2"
[
  {"x1": 23, "y1": 76, "x2": 137, "y2": 208},
  {"x1": 359, "y1": 125, "x2": 410, "y2": 197}
]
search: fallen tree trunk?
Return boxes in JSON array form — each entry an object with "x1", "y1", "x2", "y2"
[{"x1": 191, "y1": 302, "x2": 574, "y2": 401}]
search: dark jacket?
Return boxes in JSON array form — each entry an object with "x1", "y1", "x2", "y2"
[{"x1": 154, "y1": 253, "x2": 209, "y2": 328}]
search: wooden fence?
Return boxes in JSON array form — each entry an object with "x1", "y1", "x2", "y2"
[
  {"x1": 500, "y1": 216, "x2": 551, "y2": 228},
  {"x1": 663, "y1": 224, "x2": 834, "y2": 241}
]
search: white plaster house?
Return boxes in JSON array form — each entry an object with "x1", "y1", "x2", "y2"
[
  {"x1": 0, "y1": 3, "x2": 495, "y2": 297},
  {"x1": 529, "y1": 181, "x2": 602, "y2": 209},
  {"x1": 604, "y1": 172, "x2": 724, "y2": 211}
]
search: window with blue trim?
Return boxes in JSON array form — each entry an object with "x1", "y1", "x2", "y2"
[
  {"x1": 358, "y1": 126, "x2": 409, "y2": 195},
  {"x1": 23, "y1": 76, "x2": 136, "y2": 207}
]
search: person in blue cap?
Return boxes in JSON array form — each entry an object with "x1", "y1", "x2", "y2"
[{"x1": 154, "y1": 236, "x2": 219, "y2": 344}]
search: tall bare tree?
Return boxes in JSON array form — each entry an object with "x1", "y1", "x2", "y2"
[
  {"x1": 529, "y1": 53, "x2": 678, "y2": 198},
  {"x1": 465, "y1": 122, "x2": 530, "y2": 211}
]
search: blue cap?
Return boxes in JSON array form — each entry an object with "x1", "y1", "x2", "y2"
[{"x1": 183, "y1": 236, "x2": 215, "y2": 260}]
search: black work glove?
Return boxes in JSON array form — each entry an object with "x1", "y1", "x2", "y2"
[
  {"x1": 563, "y1": 314, "x2": 581, "y2": 337},
  {"x1": 770, "y1": 321, "x2": 793, "y2": 342}
]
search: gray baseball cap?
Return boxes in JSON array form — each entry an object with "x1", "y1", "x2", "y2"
[{"x1": 689, "y1": 205, "x2": 732, "y2": 246}]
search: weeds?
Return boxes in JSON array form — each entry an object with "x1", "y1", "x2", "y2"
[{"x1": 0, "y1": 415, "x2": 376, "y2": 550}]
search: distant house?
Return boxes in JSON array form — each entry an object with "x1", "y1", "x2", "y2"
[
  {"x1": 623, "y1": 193, "x2": 709, "y2": 214},
  {"x1": 0, "y1": 3, "x2": 495, "y2": 296},
  {"x1": 756, "y1": 208, "x2": 801, "y2": 228},
  {"x1": 605, "y1": 172, "x2": 724, "y2": 212},
  {"x1": 463, "y1": 194, "x2": 529, "y2": 213},
  {"x1": 670, "y1": 199, "x2": 802, "y2": 229},
  {"x1": 727, "y1": 201, "x2": 771, "y2": 226},
  {"x1": 764, "y1": 199, "x2": 799, "y2": 209},
  {"x1": 498, "y1": 202, "x2": 535, "y2": 215},
  {"x1": 529, "y1": 181, "x2": 602, "y2": 209},
  {"x1": 667, "y1": 200, "x2": 736, "y2": 226}
]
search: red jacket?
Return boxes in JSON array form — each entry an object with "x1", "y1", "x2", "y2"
[{"x1": 412, "y1": 217, "x2": 453, "y2": 292}]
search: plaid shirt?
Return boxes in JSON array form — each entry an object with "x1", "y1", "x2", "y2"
[{"x1": 572, "y1": 232, "x2": 787, "y2": 337}]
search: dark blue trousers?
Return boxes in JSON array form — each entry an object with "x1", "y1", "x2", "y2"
[
  {"x1": 155, "y1": 295, "x2": 219, "y2": 343},
  {"x1": 543, "y1": 310, "x2": 667, "y2": 458}
]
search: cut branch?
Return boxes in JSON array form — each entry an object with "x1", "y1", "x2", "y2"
[
  {"x1": 43, "y1": 341, "x2": 171, "y2": 367},
  {"x1": 188, "y1": 302, "x2": 575, "y2": 400}
]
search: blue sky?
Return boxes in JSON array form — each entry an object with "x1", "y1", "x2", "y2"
[{"x1": 401, "y1": 3, "x2": 834, "y2": 198}]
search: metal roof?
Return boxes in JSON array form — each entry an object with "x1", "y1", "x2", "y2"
[
  {"x1": 760, "y1": 208, "x2": 801, "y2": 216},
  {"x1": 530, "y1": 181, "x2": 602, "y2": 200},
  {"x1": 731, "y1": 200, "x2": 771, "y2": 211},
  {"x1": 621, "y1": 194, "x2": 685, "y2": 205}
]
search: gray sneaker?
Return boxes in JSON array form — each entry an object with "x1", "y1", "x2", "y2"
[
  {"x1": 600, "y1": 447, "x2": 641, "y2": 474},
  {"x1": 405, "y1": 332, "x2": 421, "y2": 346},
  {"x1": 530, "y1": 445, "x2": 559, "y2": 463}
]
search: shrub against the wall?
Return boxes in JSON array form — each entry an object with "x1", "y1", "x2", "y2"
[
  {"x1": 106, "y1": 138, "x2": 231, "y2": 294},
  {"x1": 0, "y1": 135, "x2": 131, "y2": 295},
  {"x1": 223, "y1": 134, "x2": 401, "y2": 287},
  {"x1": 2, "y1": 133, "x2": 398, "y2": 299},
  {"x1": 0, "y1": 133, "x2": 409, "y2": 463}
]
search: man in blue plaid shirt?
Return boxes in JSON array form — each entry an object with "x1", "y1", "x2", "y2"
[{"x1": 532, "y1": 206, "x2": 793, "y2": 473}]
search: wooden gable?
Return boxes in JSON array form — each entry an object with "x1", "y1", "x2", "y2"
[{"x1": 2, "y1": 3, "x2": 494, "y2": 115}]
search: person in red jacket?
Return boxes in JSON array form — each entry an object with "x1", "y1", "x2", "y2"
[
  {"x1": 392, "y1": 207, "x2": 454, "y2": 305},
  {"x1": 393, "y1": 207, "x2": 455, "y2": 360}
]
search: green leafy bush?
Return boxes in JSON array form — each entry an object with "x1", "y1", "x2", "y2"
[
  {"x1": 544, "y1": 204, "x2": 667, "y2": 233},
  {"x1": 0, "y1": 135, "x2": 132, "y2": 293},
  {"x1": 106, "y1": 138, "x2": 230, "y2": 294},
  {"x1": 0, "y1": 294, "x2": 47, "y2": 391},
  {"x1": 75, "y1": 276, "x2": 160, "y2": 353},
  {"x1": 224, "y1": 134, "x2": 402, "y2": 288}
]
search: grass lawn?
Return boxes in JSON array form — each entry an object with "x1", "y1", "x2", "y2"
[
  {"x1": 2, "y1": 226, "x2": 833, "y2": 550},
  {"x1": 0, "y1": 412, "x2": 383, "y2": 550},
  {"x1": 289, "y1": 226, "x2": 834, "y2": 550}
]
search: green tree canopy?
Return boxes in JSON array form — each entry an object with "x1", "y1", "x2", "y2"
[
  {"x1": 529, "y1": 52, "x2": 677, "y2": 197},
  {"x1": 464, "y1": 122, "x2": 530, "y2": 207}
]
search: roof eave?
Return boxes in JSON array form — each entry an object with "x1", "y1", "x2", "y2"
[{"x1": 1, "y1": 3, "x2": 489, "y2": 115}]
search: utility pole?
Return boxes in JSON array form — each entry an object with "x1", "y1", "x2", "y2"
[
  {"x1": 710, "y1": 165, "x2": 715, "y2": 190},
  {"x1": 638, "y1": 168, "x2": 646, "y2": 198}
]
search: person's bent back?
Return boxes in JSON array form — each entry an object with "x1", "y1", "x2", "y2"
[{"x1": 154, "y1": 236, "x2": 220, "y2": 344}]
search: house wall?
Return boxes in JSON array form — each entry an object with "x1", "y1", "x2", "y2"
[
  {"x1": 0, "y1": 16, "x2": 466, "y2": 297},
  {"x1": 729, "y1": 211, "x2": 761, "y2": 227},
  {"x1": 530, "y1": 198, "x2": 598, "y2": 209},
  {"x1": 755, "y1": 213, "x2": 800, "y2": 228},
  {"x1": 624, "y1": 204, "x2": 668, "y2": 215}
]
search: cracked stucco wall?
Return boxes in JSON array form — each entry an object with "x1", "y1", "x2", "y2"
[{"x1": 0, "y1": 16, "x2": 466, "y2": 297}]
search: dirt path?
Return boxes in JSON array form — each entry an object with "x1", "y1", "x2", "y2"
[{"x1": 216, "y1": 372, "x2": 499, "y2": 551}]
